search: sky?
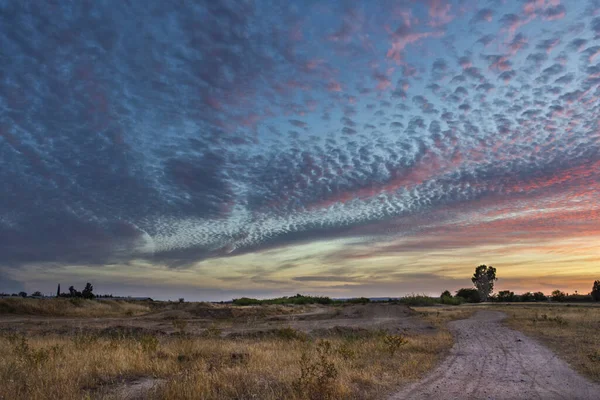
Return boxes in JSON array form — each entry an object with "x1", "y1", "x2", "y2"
[{"x1": 1, "y1": 0, "x2": 600, "y2": 300}]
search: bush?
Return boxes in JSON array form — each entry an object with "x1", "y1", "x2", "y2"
[
  {"x1": 533, "y1": 292, "x2": 547, "y2": 301},
  {"x1": 231, "y1": 297, "x2": 262, "y2": 306},
  {"x1": 232, "y1": 294, "x2": 334, "y2": 306},
  {"x1": 496, "y1": 290, "x2": 517, "y2": 302},
  {"x1": 455, "y1": 288, "x2": 481, "y2": 303},
  {"x1": 400, "y1": 294, "x2": 438, "y2": 306},
  {"x1": 551, "y1": 290, "x2": 567, "y2": 302},
  {"x1": 441, "y1": 295, "x2": 463, "y2": 305},
  {"x1": 294, "y1": 340, "x2": 338, "y2": 398}
]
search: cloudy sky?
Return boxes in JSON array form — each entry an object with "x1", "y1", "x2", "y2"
[{"x1": 1, "y1": 0, "x2": 599, "y2": 300}]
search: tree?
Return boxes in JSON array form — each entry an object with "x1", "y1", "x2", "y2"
[
  {"x1": 440, "y1": 290, "x2": 452, "y2": 298},
  {"x1": 81, "y1": 283, "x2": 94, "y2": 299},
  {"x1": 520, "y1": 292, "x2": 534, "y2": 302},
  {"x1": 471, "y1": 265, "x2": 497, "y2": 302},
  {"x1": 551, "y1": 290, "x2": 566, "y2": 302},
  {"x1": 592, "y1": 281, "x2": 600, "y2": 302},
  {"x1": 496, "y1": 290, "x2": 516, "y2": 302},
  {"x1": 68, "y1": 286, "x2": 81, "y2": 298},
  {"x1": 57, "y1": 284, "x2": 60, "y2": 298},
  {"x1": 456, "y1": 288, "x2": 481, "y2": 303},
  {"x1": 31, "y1": 291, "x2": 43, "y2": 297},
  {"x1": 533, "y1": 292, "x2": 547, "y2": 301},
  {"x1": 18, "y1": 291, "x2": 27, "y2": 298}
]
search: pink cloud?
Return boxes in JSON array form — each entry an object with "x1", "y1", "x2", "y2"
[
  {"x1": 386, "y1": 24, "x2": 444, "y2": 63},
  {"x1": 428, "y1": 0, "x2": 455, "y2": 27},
  {"x1": 326, "y1": 81, "x2": 342, "y2": 92}
]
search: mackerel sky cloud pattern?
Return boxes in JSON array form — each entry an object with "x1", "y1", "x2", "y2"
[{"x1": 1, "y1": 0, "x2": 600, "y2": 296}]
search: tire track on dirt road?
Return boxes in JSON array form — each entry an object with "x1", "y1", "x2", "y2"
[{"x1": 391, "y1": 310, "x2": 600, "y2": 400}]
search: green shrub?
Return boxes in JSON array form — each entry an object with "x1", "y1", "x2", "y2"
[
  {"x1": 232, "y1": 294, "x2": 334, "y2": 306},
  {"x1": 345, "y1": 297, "x2": 371, "y2": 304},
  {"x1": 455, "y1": 288, "x2": 481, "y2": 303},
  {"x1": 440, "y1": 295, "x2": 463, "y2": 305},
  {"x1": 551, "y1": 290, "x2": 567, "y2": 302},
  {"x1": 400, "y1": 294, "x2": 438, "y2": 306},
  {"x1": 496, "y1": 290, "x2": 517, "y2": 302}
]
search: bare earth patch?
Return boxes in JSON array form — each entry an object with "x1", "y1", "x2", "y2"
[
  {"x1": 95, "y1": 377, "x2": 165, "y2": 400},
  {"x1": 391, "y1": 310, "x2": 600, "y2": 400}
]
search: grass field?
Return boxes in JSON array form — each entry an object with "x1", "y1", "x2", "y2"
[
  {"x1": 0, "y1": 297, "x2": 152, "y2": 317},
  {"x1": 0, "y1": 299, "x2": 458, "y2": 400},
  {"x1": 1, "y1": 298, "x2": 598, "y2": 399},
  {"x1": 495, "y1": 304, "x2": 600, "y2": 382}
]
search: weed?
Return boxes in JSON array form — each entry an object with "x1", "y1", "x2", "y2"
[
  {"x1": 294, "y1": 340, "x2": 338, "y2": 399},
  {"x1": 336, "y1": 342, "x2": 356, "y2": 361},
  {"x1": 12, "y1": 336, "x2": 53, "y2": 368},
  {"x1": 138, "y1": 335, "x2": 159, "y2": 353},
  {"x1": 383, "y1": 334, "x2": 408, "y2": 356}
]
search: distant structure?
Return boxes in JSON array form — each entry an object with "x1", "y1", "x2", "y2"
[{"x1": 57, "y1": 284, "x2": 60, "y2": 297}]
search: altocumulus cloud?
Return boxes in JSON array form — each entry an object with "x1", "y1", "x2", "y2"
[{"x1": 0, "y1": 0, "x2": 599, "y2": 294}]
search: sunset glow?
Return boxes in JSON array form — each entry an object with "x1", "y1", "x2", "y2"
[{"x1": 1, "y1": 0, "x2": 599, "y2": 300}]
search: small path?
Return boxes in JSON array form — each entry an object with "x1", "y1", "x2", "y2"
[{"x1": 391, "y1": 310, "x2": 600, "y2": 400}]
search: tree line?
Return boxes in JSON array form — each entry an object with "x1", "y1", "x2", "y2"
[{"x1": 441, "y1": 265, "x2": 600, "y2": 303}]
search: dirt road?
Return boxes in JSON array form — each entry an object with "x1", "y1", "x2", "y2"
[{"x1": 391, "y1": 310, "x2": 600, "y2": 400}]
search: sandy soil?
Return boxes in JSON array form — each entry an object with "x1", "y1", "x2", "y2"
[{"x1": 391, "y1": 310, "x2": 600, "y2": 400}]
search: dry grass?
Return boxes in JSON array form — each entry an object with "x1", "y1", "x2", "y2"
[
  {"x1": 410, "y1": 305, "x2": 476, "y2": 328},
  {"x1": 0, "y1": 325, "x2": 453, "y2": 399},
  {"x1": 492, "y1": 304, "x2": 600, "y2": 382},
  {"x1": 0, "y1": 298, "x2": 151, "y2": 317}
]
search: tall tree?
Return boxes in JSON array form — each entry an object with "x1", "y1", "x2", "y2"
[
  {"x1": 592, "y1": 280, "x2": 600, "y2": 302},
  {"x1": 82, "y1": 282, "x2": 94, "y2": 299},
  {"x1": 57, "y1": 284, "x2": 60, "y2": 297},
  {"x1": 471, "y1": 265, "x2": 497, "y2": 302}
]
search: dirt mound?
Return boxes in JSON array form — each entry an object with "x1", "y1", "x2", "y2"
[
  {"x1": 296, "y1": 303, "x2": 416, "y2": 320},
  {"x1": 149, "y1": 303, "x2": 297, "y2": 321}
]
